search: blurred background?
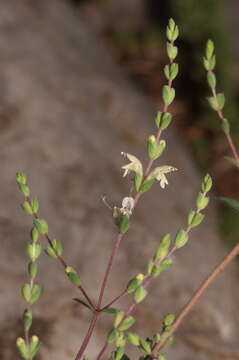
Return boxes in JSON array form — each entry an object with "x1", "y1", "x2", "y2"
[
  {"x1": 0, "y1": 1, "x2": 239, "y2": 359},
  {"x1": 77, "y1": 0, "x2": 239, "y2": 247}
]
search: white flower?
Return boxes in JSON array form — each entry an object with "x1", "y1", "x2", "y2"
[
  {"x1": 121, "y1": 152, "x2": 143, "y2": 178},
  {"x1": 149, "y1": 165, "x2": 177, "y2": 189},
  {"x1": 120, "y1": 197, "x2": 135, "y2": 216}
]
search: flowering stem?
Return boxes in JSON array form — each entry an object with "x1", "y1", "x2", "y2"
[
  {"x1": 211, "y1": 86, "x2": 239, "y2": 164},
  {"x1": 152, "y1": 241, "x2": 239, "y2": 357},
  {"x1": 31, "y1": 210, "x2": 95, "y2": 310}
]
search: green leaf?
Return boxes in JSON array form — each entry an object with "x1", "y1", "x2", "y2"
[
  {"x1": 30, "y1": 284, "x2": 41, "y2": 304},
  {"x1": 126, "y1": 332, "x2": 140, "y2": 346},
  {"x1": 126, "y1": 274, "x2": 144, "y2": 293},
  {"x1": 218, "y1": 197, "x2": 239, "y2": 211},
  {"x1": 31, "y1": 197, "x2": 39, "y2": 213},
  {"x1": 166, "y1": 43, "x2": 178, "y2": 60},
  {"x1": 31, "y1": 227, "x2": 39, "y2": 243},
  {"x1": 114, "y1": 311, "x2": 124, "y2": 328},
  {"x1": 155, "y1": 112, "x2": 172, "y2": 130},
  {"x1": 46, "y1": 239, "x2": 63, "y2": 259},
  {"x1": 16, "y1": 337, "x2": 29, "y2": 360},
  {"x1": 73, "y1": 298, "x2": 93, "y2": 311},
  {"x1": 65, "y1": 266, "x2": 81, "y2": 286},
  {"x1": 107, "y1": 328, "x2": 120, "y2": 343},
  {"x1": 188, "y1": 212, "x2": 204, "y2": 228},
  {"x1": 101, "y1": 307, "x2": 118, "y2": 314},
  {"x1": 21, "y1": 283, "x2": 31, "y2": 303},
  {"x1": 23, "y1": 310, "x2": 32, "y2": 331},
  {"x1": 133, "y1": 286, "x2": 148, "y2": 303},
  {"x1": 217, "y1": 93, "x2": 225, "y2": 110},
  {"x1": 112, "y1": 347, "x2": 125, "y2": 360},
  {"x1": 21, "y1": 200, "x2": 33, "y2": 215},
  {"x1": 118, "y1": 316, "x2": 135, "y2": 331},
  {"x1": 174, "y1": 228, "x2": 188, "y2": 248},
  {"x1": 155, "y1": 233, "x2": 171, "y2": 260},
  {"x1": 162, "y1": 85, "x2": 175, "y2": 106},
  {"x1": 201, "y1": 174, "x2": 213, "y2": 193},
  {"x1": 206, "y1": 39, "x2": 214, "y2": 59},
  {"x1": 140, "y1": 179, "x2": 154, "y2": 193},
  {"x1": 28, "y1": 262, "x2": 38, "y2": 279},
  {"x1": 16, "y1": 172, "x2": 27, "y2": 185},
  {"x1": 163, "y1": 313, "x2": 175, "y2": 326},
  {"x1": 18, "y1": 184, "x2": 30, "y2": 197},
  {"x1": 207, "y1": 71, "x2": 216, "y2": 89},
  {"x1": 33, "y1": 219, "x2": 48, "y2": 235},
  {"x1": 117, "y1": 214, "x2": 130, "y2": 234},
  {"x1": 139, "y1": 339, "x2": 151, "y2": 355},
  {"x1": 27, "y1": 243, "x2": 42, "y2": 262},
  {"x1": 30, "y1": 336, "x2": 40, "y2": 358},
  {"x1": 134, "y1": 172, "x2": 143, "y2": 192},
  {"x1": 224, "y1": 156, "x2": 239, "y2": 168},
  {"x1": 196, "y1": 192, "x2": 209, "y2": 211}
]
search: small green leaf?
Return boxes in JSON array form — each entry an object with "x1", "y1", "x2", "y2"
[
  {"x1": 101, "y1": 307, "x2": 118, "y2": 314},
  {"x1": 118, "y1": 316, "x2": 135, "y2": 331},
  {"x1": 112, "y1": 347, "x2": 125, "y2": 360},
  {"x1": 188, "y1": 212, "x2": 204, "y2": 228},
  {"x1": 140, "y1": 178, "x2": 154, "y2": 193},
  {"x1": 162, "y1": 85, "x2": 175, "y2": 106},
  {"x1": 31, "y1": 197, "x2": 39, "y2": 213},
  {"x1": 73, "y1": 298, "x2": 93, "y2": 311},
  {"x1": 139, "y1": 339, "x2": 151, "y2": 354},
  {"x1": 33, "y1": 219, "x2": 48, "y2": 235},
  {"x1": 174, "y1": 228, "x2": 188, "y2": 248},
  {"x1": 30, "y1": 336, "x2": 40, "y2": 358},
  {"x1": 166, "y1": 42, "x2": 178, "y2": 60},
  {"x1": 21, "y1": 284, "x2": 31, "y2": 303},
  {"x1": 27, "y1": 243, "x2": 42, "y2": 262},
  {"x1": 202, "y1": 174, "x2": 213, "y2": 193},
  {"x1": 218, "y1": 197, "x2": 239, "y2": 211},
  {"x1": 159, "y1": 258, "x2": 173, "y2": 271},
  {"x1": 217, "y1": 93, "x2": 225, "y2": 110},
  {"x1": 18, "y1": 184, "x2": 30, "y2": 197},
  {"x1": 155, "y1": 233, "x2": 171, "y2": 260},
  {"x1": 21, "y1": 200, "x2": 33, "y2": 215},
  {"x1": 107, "y1": 328, "x2": 120, "y2": 343},
  {"x1": 16, "y1": 337, "x2": 29, "y2": 360},
  {"x1": 28, "y1": 262, "x2": 38, "y2": 279},
  {"x1": 163, "y1": 313, "x2": 175, "y2": 326},
  {"x1": 133, "y1": 286, "x2": 148, "y2": 303},
  {"x1": 23, "y1": 310, "x2": 32, "y2": 331},
  {"x1": 31, "y1": 227, "x2": 39, "y2": 243},
  {"x1": 206, "y1": 39, "x2": 214, "y2": 59},
  {"x1": 65, "y1": 266, "x2": 81, "y2": 286},
  {"x1": 207, "y1": 71, "x2": 216, "y2": 89},
  {"x1": 115, "y1": 332, "x2": 126, "y2": 348},
  {"x1": 117, "y1": 214, "x2": 130, "y2": 234},
  {"x1": 16, "y1": 172, "x2": 27, "y2": 185},
  {"x1": 126, "y1": 332, "x2": 140, "y2": 346},
  {"x1": 114, "y1": 311, "x2": 124, "y2": 328},
  {"x1": 30, "y1": 284, "x2": 41, "y2": 304},
  {"x1": 134, "y1": 172, "x2": 143, "y2": 192},
  {"x1": 196, "y1": 192, "x2": 209, "y2": 211},
  {"x1": 127, "y1": 274, "x2": 144, "y2": 293},
  {"x1": 46, "y1": 239, "x2": 63, "y2": 259}
]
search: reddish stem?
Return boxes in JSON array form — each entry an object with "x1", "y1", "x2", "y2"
[
  {"x1": 152, "y1": 241, "x2": 239, "y2": 356},
  {"x1": 74, "y1": 312, "x2": 100, "y2": 360},
  {"x1": 97, "y1": 233, "x2": 124, "y2": 309}
]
